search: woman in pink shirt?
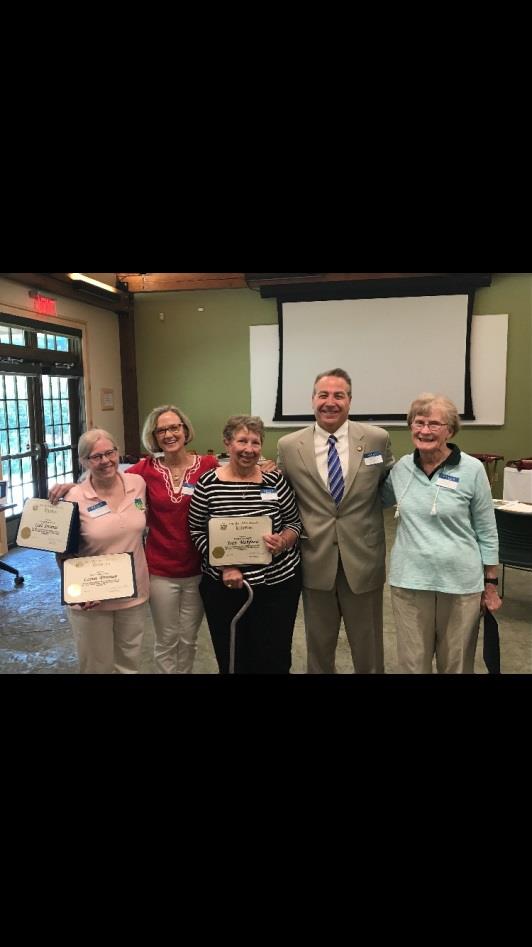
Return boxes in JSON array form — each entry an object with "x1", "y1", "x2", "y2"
[
  {"x1": 51, "y1": 407, "x2": 217, "y2": 673},
  {"x1": 63, "y1": 429, "x2": 149, "y2": 674}
]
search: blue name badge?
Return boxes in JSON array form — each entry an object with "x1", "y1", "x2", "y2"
[
  {"x1": 87, "y1": 500, "x2": 110, "y2": 517},
  {"x1": 436, "y1": 473, "x2": 459, "y2": 490},
  {"x1": 363, "y1": 451, "x2": 383, "y2": 466},
  {"x1": 182, "y1": 482, "x2": 194, "y2": 496},
  {"x1": 261, "y1": 487, "x2": 279, "y2": 501}
]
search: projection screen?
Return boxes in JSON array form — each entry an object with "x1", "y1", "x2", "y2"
[{"x1": 274, "y1": 295, "x2": 473, "y2": 422}]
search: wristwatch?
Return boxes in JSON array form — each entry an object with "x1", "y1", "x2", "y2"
[{"x1": 484, "y1": 578, "x2": 499, "y2": 586}]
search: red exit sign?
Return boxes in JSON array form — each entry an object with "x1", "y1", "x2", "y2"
[{"x1": 30, "y1": 293, "x2": 57, "y2": 316}]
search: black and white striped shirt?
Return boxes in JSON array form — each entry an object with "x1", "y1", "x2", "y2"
[{"x1": 189, "y1": 469, "x2": 302, "y2": 586}]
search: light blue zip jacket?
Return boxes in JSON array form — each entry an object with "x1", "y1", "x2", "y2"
[{"x1": 381, "y1": 450, "x2": 499, "y2": 594}]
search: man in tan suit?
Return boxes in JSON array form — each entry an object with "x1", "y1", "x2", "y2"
[{"x1": 277, "y1": 369, "x2": 394, "y2": 673}]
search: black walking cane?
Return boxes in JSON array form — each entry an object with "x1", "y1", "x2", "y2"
[{"x1": 229, "y1": 580, "x2": 254, "y2": 674}]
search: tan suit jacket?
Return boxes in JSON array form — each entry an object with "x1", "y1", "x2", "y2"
[{"x1": 277, "y1": 422, "x2": 393, "y2": 595}]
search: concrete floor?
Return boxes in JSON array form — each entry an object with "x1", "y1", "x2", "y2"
[{"x1": 0, "y1": 508, "x2": 530, "y2": 673}]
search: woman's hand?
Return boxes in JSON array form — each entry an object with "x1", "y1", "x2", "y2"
[
  {"x1": 481, "y1": 585, "x2": 502, "y2": 613},
  {"x1": 49, "y1": 483, "x2": 73, "y2": 504},
  {"x1": 70, "y1": 601, "x2": 102, "y2": 610},
  {"x1": 222, "y1": 567, "x2": 244, "y2": 590},
  {"x1": 258, "y1": 459, "x2": 279, "y2": 474},
  {"x1": 263, "y1": 532, "x2": 287, "y2": 556}
]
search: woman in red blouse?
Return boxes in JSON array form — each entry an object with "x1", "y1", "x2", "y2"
[{"x1": 126, "y1": 405, "x2": 218, "y2": 673}]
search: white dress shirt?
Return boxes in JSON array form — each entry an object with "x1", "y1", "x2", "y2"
[{"x1": 314, "y1": 420, "x2": 349, "y2": 488}]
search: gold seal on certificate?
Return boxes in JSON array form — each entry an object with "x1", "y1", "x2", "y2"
[
  {"x1": 208, "y1": 516, "x2": 272, "y2": 565},
  {"x1": 17, "y1": 498, "x2": 79, "y2": 553},
  {"x1": 62, "y1": 553, "x2": 137, "y2": 604}
]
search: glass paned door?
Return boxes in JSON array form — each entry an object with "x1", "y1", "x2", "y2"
[
  {"x1": 0, "y1": 373, "x2": 80, "y2": 515},
  {"x1": 0, "y1": 374, "x2": 35, "y2": 515}
]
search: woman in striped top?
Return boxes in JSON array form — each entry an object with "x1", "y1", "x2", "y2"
[{"x1": 189, "y1": 415, "x2": 302, "y2": 674}]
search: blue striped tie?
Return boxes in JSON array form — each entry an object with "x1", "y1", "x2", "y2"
[{"x1": 327, "y1": 435, "x2": 344, "y2": 504}]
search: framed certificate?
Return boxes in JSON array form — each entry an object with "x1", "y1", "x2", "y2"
[
  {"x1": 62, "y1": 552, "x2": 137, "y2": 604},
  {"x1": 17, "y1": 498, "x2": 80, "y2": 554},
  {"x1": 100, "y1": 388, "x2": 114, "y2": 410},
  {"x1": 208, "y1": 515, "x2": 272, "y2": 566}
]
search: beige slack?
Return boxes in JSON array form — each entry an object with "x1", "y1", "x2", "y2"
[
  {"x1": 149, "y1": 574, "x2": 204, "y2": 674},
  {"x1": 391, "y1": 587, "x2": 481, "y2": 674},
  {"x1": 68, "y1": 602, "x2": 148, "y2": 674},
  {"x1": 302, "y1": 563, "x2": 384, "y2": 674}
]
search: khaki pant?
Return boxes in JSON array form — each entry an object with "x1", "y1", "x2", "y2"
[
  {"x1": 68, "y1": 602, "x2": 148, "y2": 674},
  {"x1": 303, "y1": 561, "x2": 384, "y2": 674},
  {"x1": 391, "y1": 587, "x2": 481, "y2": 674}
]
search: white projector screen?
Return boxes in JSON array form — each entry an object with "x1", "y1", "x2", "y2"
[{"x1": 275, "y1": 295, "x2": 471, "y2": 421}]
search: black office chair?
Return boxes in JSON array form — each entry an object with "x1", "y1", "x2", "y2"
[
  {"x1": 494, "y1": 507, "x2": 532, "y2": 597},
  {"x1": 0, "y1": 559, "x2": 24, "y2": 586},
  {"x1": 1, "y1": 484, "x2": 24, "y2": 586}
]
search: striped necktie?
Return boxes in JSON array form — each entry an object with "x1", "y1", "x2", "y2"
[{"x1": 327, "y1": 435, "x2": 344, "y2": 504}]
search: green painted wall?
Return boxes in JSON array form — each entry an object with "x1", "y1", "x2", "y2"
[{"x1": 134, "y1": 275, "x2": 532, "y2": 496}]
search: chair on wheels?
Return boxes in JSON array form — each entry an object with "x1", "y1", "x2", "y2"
[
  {"x1": 494, "y1": 506, "x2": 532, "y2": 597},
  {"x1": 0, "y1": 559, "x2": 24, "y2": 586},
  {"x1": 0, "y1": 482, "x2": 24, "y2": 587}
]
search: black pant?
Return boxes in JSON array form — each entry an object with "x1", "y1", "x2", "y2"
[{"x1": 199, "y1": 568, "x2": 301, "y2": 674}]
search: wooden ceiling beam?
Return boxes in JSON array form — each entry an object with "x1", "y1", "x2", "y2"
[
  {"x1": 117, "y1": 273, "x2": 247, "y2": 293},
  {"x1": 115, "y1": 273, "x2": 492, "y2": 293}
]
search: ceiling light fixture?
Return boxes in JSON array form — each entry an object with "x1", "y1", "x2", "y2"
[{"x1": 67, "y1": 273, "x2": 121, "y2": 294}]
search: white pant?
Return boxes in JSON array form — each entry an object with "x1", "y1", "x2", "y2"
[
  {"x1": 68, "y1": 602, "x2": 148, "y2": 674},
  {"x1": 149, "y1": 574, "x2": 204, "y2": 674}
]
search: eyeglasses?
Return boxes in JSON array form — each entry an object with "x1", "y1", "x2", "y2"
[
  {"x1": 154, "y1": 423, "x2": 184, "y2": 437},
  {"x1": 87, "y1": 447, "x2": 118, "y2": 462},
  {"x1": 412, "y1": 420, "x2": 448, "y2": 432}
]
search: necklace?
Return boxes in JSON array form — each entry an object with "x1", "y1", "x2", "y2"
[{"x1": 155, "y1": 454, "x2": 201, "y2": 505}]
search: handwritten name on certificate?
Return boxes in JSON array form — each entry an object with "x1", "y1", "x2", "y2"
[
  {"x1": 209, "y1": 516, "x2": 272, "y2": 566},
  {"x1": 17, "y1": 498, "x2": 78, "y2": 553},
  {"x1": 62, "y1": 553, "x2": 137, "y2": 604}
]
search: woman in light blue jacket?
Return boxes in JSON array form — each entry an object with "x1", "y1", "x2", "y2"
[{"x1": 381, "y1": 393, "x2": 502, "y2": 673}]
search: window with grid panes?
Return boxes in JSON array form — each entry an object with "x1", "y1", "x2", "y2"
[{"x1": 0, "y1": 316, "x2": 83, "y2": 516}]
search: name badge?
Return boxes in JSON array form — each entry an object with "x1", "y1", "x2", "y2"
[
  {"x1": 436, "y1": 474, "x2": 459, "y2": 489},
  {"x1": 261, "y1": 488, "x2": 279, "y2": 501},
  {"x1": 364, "y1": 451, "x2": 383, "y2": 466},
  {"x1": 182, "y1": 483, "x2": 195, "y2": 496},
  {"x1": 87, "y1": 500, "x2": 111, "y2": 517},
  {"x1": 134, "y1": 498, "x2": 146, "y2": 511}
]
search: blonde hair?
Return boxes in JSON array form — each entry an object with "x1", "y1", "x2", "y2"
[
  {"x1": 407, "y1": 393, "x2": 461, "y2": 436},
  {"x1": 141, "y1": 405, "x2": 195, "y2": 455}
]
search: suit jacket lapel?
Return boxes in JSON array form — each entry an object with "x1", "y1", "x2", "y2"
[
  {"x1": 343, "y1": 423, "x2": 365, "y2": 497},
  {"x1": 297, "y1": 427, "x2": 331, "y2": 497}
]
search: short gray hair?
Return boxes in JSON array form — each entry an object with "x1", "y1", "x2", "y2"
[
  {"x1": 78, "y1": 429, "x2": 119, "y2": 464},
  {"x1": 141, "y1": 405, "x2": 195, "y2": 455},
  {"x1": 223, "y1": 415, "x2": 264, "y2": 444},
  {"x1": 407, "y1": 393, "x2": 461, "y2": 436}
]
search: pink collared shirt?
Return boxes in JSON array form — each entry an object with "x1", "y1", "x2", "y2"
[{"x1": 65, "y1": 471, "x2": 149, "y2": 610}]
